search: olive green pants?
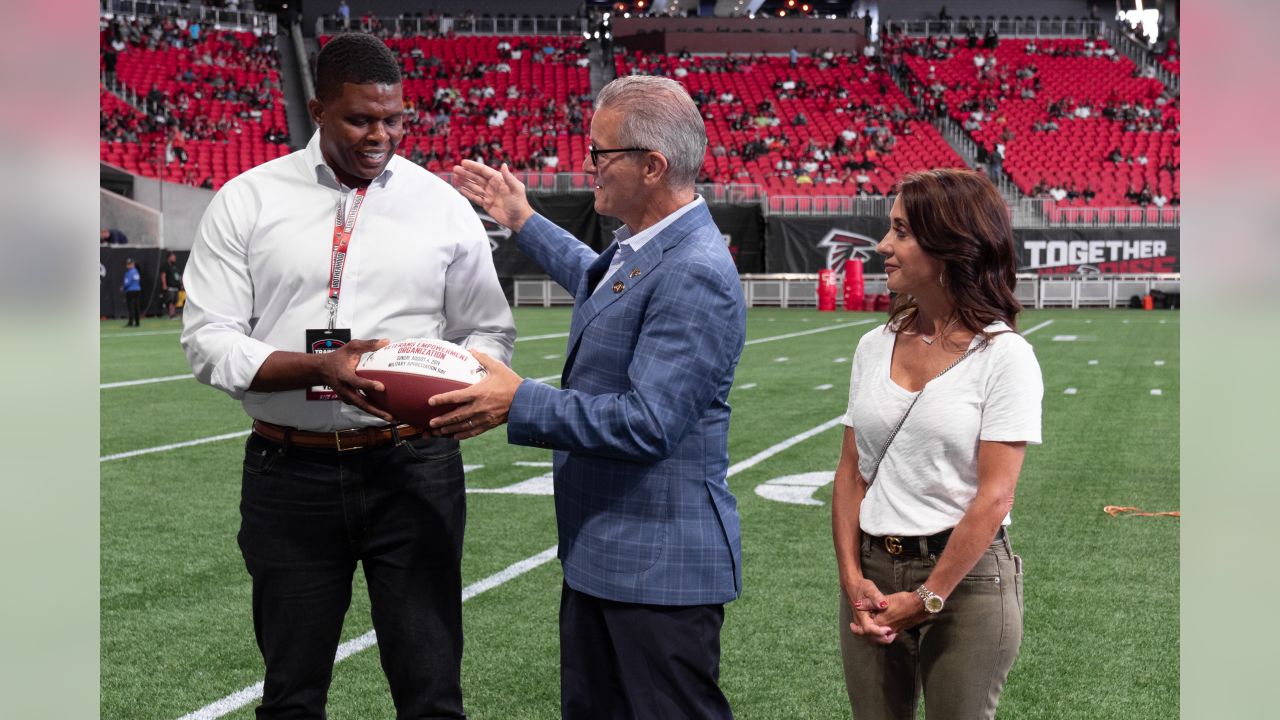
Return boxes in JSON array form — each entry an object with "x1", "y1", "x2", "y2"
[{"x1": 839, "y1": 533, "x2": 1023, "y2": 720}]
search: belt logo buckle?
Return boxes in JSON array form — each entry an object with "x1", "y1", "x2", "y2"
[
  {"x1": 884, "y1": 536, "x2": 903, "y2": 555},
  {"x1": 334, "y1": 429, "x2": 365, "y2": 452}
]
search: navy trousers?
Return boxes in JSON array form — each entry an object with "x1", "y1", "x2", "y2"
[
  {"x1": 560, "y1": 582, "x2": 733, "y2": 720},
  {"x1": 238, "y1": 431, "x2": 467, "y2": 720}
]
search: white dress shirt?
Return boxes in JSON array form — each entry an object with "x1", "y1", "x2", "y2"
[
  {"x1": 182, "y1": 131, "x2": 516, "y2": 431},
  {"x1": 593, "y1": 195, "x2": 706, "y2": 294}
]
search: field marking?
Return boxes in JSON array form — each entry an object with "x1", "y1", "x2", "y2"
[
  {"x1": 814, "y1": 384, "x2": 833, "y2": 391},
  {"x1": 531, "y1": 374, "x2": 560, "y2": 383},
  {"x1": 736, "y1": 383, "x2": 758, "y2": 390},
  {"x1": 1150, "y1": 389, "x2": 1163, "y2": 396},
  {"x1": 101, "y1": 431, "x2": 250, "y2": 463},
  {"x1": 101, "y1": 329, "x2": 183, "y2": 338},
  {"x1": 727, "y1": 415, "x2": 844, "y2": 478},
  {"x1": 1052, "y1": 335, "x2": 1079, "y2": 342},
  {"x1": 744, "y1": 319, "x2": 876, "y2": 346},
  {"x1": 516, "y1": 332, "x2": 569, "y2": 342},
  {"x1": 1021, "y1": 320, "x2": 1054, "y2": 336},
  {"x1": 101, "y1": 373, "x2": 193, "y2": 390},
  {"x1": 175, "y1": 548, "x2": 560, "y2": 720},
  {"x1": 1088, "y1": 360, "x2": 1099, "y2": 365},
  {"x1": 102, "y1": 334, "x2": 568, "y2": 388},
  {"x1": 104, "y1": 331, "x2": 575, "y2": 342},
  {"x1": 774, "y1": 357, "x2": 789, "y2": 363},
  {"x1": 834, "y1": 357, "x2": 848, "y2": 363},
  {"x1": 176, "y1": 416, "x2": 841, "y2": 720},
  {"x1": 1154, "y1": 360, "x2": 1165, "y2": 366},
  {"x1": 514, "y1": 461, "x2": 553, "y2": 467},
  {"x1": 1064, "y1": 388, "x2": 1079, "y2": 395}
]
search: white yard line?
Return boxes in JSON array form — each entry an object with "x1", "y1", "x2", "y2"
[
  {"x1": 100, "y1": 431, "x2": 251, "y2": 463},
  {"x1": 175, "y1": 416, "x2": 842, "y2": 720},
  {"x1": 744, "y1": 319, "x2": 876, "y2": 346},
  {"x1": 516, "y1": 332, "x2": 569, "y2": 342},
  {"x1": 1021, "y1": 319, "x2": 1054, "y2": 337},
  {"x1": 101, "y1": 329, "x2": 183, "y2": 338},
  {"x1": 100, "y1": 374, "x2": 193, "y2": 390},
  {"x1": 175, "y1": 549, "x2": 560, "y2": 720}
]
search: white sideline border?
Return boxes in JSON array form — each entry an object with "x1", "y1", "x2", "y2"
[
  {"x1": 104, "y1": 323, "x2": 868, "y2": 462},
  {"x1": 101, "y1": 334, "x2": 572, "y2": 390},
  {"x1": 173, "y1": 416, "x2": 845, "y2": 720}
]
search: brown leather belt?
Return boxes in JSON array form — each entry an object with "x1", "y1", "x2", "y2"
[{"x1": 252, "y1": 419, "x2": 425, "y2": 452}]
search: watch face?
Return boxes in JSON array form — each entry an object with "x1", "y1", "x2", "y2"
[{"x1": 925, "y1": 596, "x2": 944, "y2": 613}]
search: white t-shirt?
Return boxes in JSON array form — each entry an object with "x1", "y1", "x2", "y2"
[{"x1": 842, "y1": 321, "x2": 1043, "y2": 535}]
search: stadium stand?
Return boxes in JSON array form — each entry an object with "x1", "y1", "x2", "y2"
[
  {"x1": 318, "y1": 34, "x2": 594, "y2": 176},
  {"x1": 100, "y1": 15, "x2": 291, "y2": 189},
  {"x1": 892, "y1": 31, "x2": 1179, "y2": 212},
  {"x1": 617, "y1": 50, "x2": 965, "y2": 198}
]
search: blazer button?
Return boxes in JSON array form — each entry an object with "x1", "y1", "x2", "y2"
[{"x1": 612, "y1": 281, "x2": 625, "y2": 293}]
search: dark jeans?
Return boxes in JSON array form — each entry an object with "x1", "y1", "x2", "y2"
[
  {"x1": 124, "y1": 290, "x2": 141, "y2": 325},
  {"x1": 560, "y1": 582, "x2": 733, "y2": 720},
  {"x1": 238, "y1": 431, "x2": 467, "y2": 720}
]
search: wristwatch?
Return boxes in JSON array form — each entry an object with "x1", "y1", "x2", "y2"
[{"x1": 915, "y1": 584, "x2": 945, "y2": 614}]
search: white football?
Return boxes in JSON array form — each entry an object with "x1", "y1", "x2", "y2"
[{"x1": 355, "y1": 338, "x2": 486, "y2": 426}]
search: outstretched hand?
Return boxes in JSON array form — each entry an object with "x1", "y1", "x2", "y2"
[
  {"x1": 452, "y1": 160, "x2": 535, "y2": 233},
  {"x1": 427, "y1": 350, "x2": 523, "y2": 440}
]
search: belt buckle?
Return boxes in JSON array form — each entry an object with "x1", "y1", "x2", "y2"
[
  {"x1": 884, "y1": 536, "x2": 904, "y2": 556},
  {"x1": 334, "y1": 428, "x2": 365, "y2": 452}
]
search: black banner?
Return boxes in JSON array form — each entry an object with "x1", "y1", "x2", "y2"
[
  {"x1": 484, "y1": 197, "x2": 767, "y2": 279},
  {"x1": 100, "y1": 248, "x2": 189, "y2": 319},
  {"x1": 1015, "y1": 229, "x2": 1180, "y2": 275},
  {"x1": 766, "y1": 216, "x2": 889, "y2": 273},
  {"x1": 766, "y1": 217, "x2": 1180, "y2": 275},
  {"x1": 711, "y1": 204, "x2": 766, "y2": 274}
]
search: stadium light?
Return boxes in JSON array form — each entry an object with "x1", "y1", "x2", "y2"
[
  {"x1": 624, "y1": 12, "x2": 631, "y2": 18},
  {"x1": 583, "y1": 31, "x2": 591, "y2": 39},
  {"x1": 801, "y1": 3, "x2": 810, "y2": 11},
  {"x1": 786, "y1": 0, "x2": 795, "y2": 6},
  {"x1": 603, "y1": 12, "x2": 611, "y2": 20},
  {"x1": 594, "y1": 31, "x2": 601, "y2": 38},
  {"x1": 778, "y1": 9, "x2": 786, "y2": 16}
]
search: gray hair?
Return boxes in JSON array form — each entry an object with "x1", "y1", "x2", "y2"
[{"x1": 594, "y1": 75, "x2": 707, "y2": 190}]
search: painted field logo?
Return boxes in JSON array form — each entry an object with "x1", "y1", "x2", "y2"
[{"x1": 817, "y1": 229, "x2": 879, "y2": 272}]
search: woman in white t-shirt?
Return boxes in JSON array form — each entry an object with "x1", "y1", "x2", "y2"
[{"x1": 833, "y1": 169, "x2": 1043, "y2": 720}]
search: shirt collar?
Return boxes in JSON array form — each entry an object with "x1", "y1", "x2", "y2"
[
  {"x1": 304, "y1": 130, "x2": 397, "y2": 190},
  {"x1": 612, "y1": 194, "x2": 705, "y2": 251}
]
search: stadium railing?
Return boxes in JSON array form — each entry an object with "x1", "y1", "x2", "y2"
[
  {"x1": 428, "y1": 170, "x2": 1175, "y2": 228},
  {"x1": 100, "y1": 0, "x2": 276, "y2": 35},
  {"x1": 316, "y1": 15, "x2": 587, "y2": 37},
  {"x1": 515, "y1": 273, "x2": 1180, "y2": 308},
  {"x1": 884, "y1": 17, "x2": 1103, "y2": 38},
  {"x1": 1098, "y1": 22, "x2": 1179, "y2": 93},
  {"x1": 761, "y1": 194, "x2": 1179, "y2": 228}
]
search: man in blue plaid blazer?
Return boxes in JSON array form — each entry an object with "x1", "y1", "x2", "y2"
[{"x1": 433, "y1": 76, "x2": 746, "y2": 719}]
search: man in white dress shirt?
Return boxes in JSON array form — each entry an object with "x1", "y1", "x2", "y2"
[{"x1": 181, "y1": 33, "x2": 514, "y2": 719}]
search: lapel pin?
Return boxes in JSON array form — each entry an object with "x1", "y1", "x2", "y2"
[
  {"x1": 612, "y1": 281, "x2": 625, "y2": 293},
  {"x1": 629, "y1": 268, "x2": 641, "y2": 278}
]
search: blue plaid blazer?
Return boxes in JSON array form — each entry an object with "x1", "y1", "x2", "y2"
[{"x1": 507, "y1": 204, "x2": 746, "y2": 606}]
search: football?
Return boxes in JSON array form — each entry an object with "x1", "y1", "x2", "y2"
[{"x1": 355, "y1": 338, "x2": 487, "y2": 426}]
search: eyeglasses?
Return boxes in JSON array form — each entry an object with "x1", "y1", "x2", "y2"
[{"x1": 588, "y1": 144, "x2": 651, "y2": 166}]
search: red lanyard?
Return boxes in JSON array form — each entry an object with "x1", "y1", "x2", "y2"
[{"x1": 326, "y1": 186, "x2": 367, "y2": 329}]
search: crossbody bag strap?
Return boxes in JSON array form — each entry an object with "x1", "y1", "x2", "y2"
[{"x1": 864, "y1": 340, "x2": 985, "y2": 486}]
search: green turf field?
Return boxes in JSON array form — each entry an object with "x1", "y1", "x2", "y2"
[{"x1": 100, "y1": 308, "x2": 1179, "y2": 719}]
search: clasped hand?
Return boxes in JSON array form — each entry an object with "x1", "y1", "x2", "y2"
[{"x1": 845, "y1": 579, "x2": 930, "y2": 645}]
